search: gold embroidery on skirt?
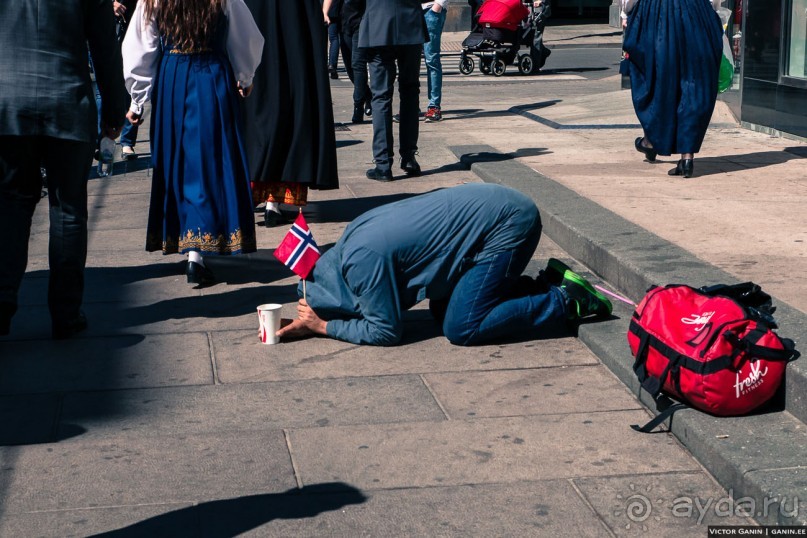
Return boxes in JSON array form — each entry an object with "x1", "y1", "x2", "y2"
[
  {"x1": 146, "y1": 228, "x2": 256, "y2": 254},
  {"x1": 251, "y1": 182, "x2": 308, "y2": 206}
]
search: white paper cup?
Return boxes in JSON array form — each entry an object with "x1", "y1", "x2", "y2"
[{"x1": 257, "y1": 303, "x2": 283, "y2": 345}]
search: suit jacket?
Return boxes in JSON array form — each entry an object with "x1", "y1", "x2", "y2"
[
  {"x1": 0, "y1": 0, "x2": 128, "y2": 143},
  {"x1": 358, "y1": 0, "x2": 428, "y2": 48}
]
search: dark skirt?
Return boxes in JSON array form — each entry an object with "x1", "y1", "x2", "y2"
[
  {"x1": 241, "y1": 0, "x2": 339, "y2": 195},
  {"x1": 623, "y1": 0, "x2": 723, "y2": 156},
  {"x1": 147, "y1": 51, "x2": 256, "y2": 255}
]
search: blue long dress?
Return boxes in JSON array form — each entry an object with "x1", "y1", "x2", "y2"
[
  {"x1": 146, "y1": 18, "x2": 256, "y2": 255},
  {"x1": 623, "y1": 0, "x2": 723, "y2": 156}
]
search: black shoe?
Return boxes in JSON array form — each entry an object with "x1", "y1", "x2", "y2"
[
  {"x1": 52, "y1": 311, "x2": 88, "y2": 340},
  {"x1": 366, "y1": 167, "x2": 393, "y2": 182},
  {"x1": 0, "y1": 302, "x2": 15, "y2": 336},
  {"x1": 364, "y1": 101, "x2": 372, "y2": 117},
  {"x1": 329, "y1": 67, "x2": 339, "y2": 80},
  {"x1": 352, "y1": 104, "x2": 365, "y2": 124},
  {"x1": 392, "y1": 114, "x2": 400, "y2": 124},
  {"x1": 186, "y1": 261, "x2": 216, "y2": 287},
  {"x1": 264, "y1": 208, "x2": 288, "y2": 228},
  {"x1": 668, "y1": 158, "x2": 694, "y2": 178},
  {"x1": 400, "y1": 156, "x2": 421, "y2": 177},
  {"x1": 634, "y1": 137, "x2": 657, "y2": 162}
]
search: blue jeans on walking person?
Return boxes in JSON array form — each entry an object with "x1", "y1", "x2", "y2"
[
  {"x1": 440, "y1": 220, "x2": 568, "y2": 346},
  {"x1": 328, "y1": 22, "x2": 340, "y2": 71},
  {"x1": 423, "y1": 9, "x2": 446, "y2": 109}
]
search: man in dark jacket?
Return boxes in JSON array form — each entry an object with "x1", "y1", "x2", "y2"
[
  {"x1": 0, "y1": 0, "x2": 128, "y2": 338},
  {"x1": 359, "y1": 0, "x2": 429, "y2": 181}
]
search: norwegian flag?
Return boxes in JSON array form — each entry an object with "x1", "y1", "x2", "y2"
[{"x1": 273, "y1": 213, "x2": 321, "y2": 279}]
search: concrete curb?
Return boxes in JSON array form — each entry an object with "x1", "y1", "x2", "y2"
[{"x1": 449, "y1": 144, "x2": 807, "y2": 526}]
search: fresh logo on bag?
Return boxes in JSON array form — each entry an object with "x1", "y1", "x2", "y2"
[
  {"x1": 681, "y1": 311, "x2": 715, "y2": 332},
  {"x1": 734, "y1": 361, "x2": 768, "y2": 398}
]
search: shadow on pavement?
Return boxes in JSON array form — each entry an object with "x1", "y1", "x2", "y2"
[
  {"x1": 304, "y1": 194, "x2": 417, "y2": 223},
  {"x1": 89, "y1": 483, "x2": 368, "y2": 538},
  {"x1": 458, "y1": 148, "x2": 551, "y2": 168},
  {"x1": 693, "y1": 149, "x2": 806, "y2": 176}
]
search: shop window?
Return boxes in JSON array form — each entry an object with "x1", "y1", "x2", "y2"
[{"x1": 787, "y1": 0, "x2": 807, "y2": 78}]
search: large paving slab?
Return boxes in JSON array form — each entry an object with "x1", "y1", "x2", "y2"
[
  {"x1": 58, "y1": 375, "x2": 446, "y2": 439},
  {"x1": 424, "y1": 365, "x2": 643, "y2": 419},
  {"x1": 288, "y1": 413, "x2": 700, "y2": 489},
  {"x1": 0, "y1": 333, "x2": 213, "y2": 393},
  {"x1": 214, "y1": 328, "x2": 596, "y2": 382},
  {"x1": 0, "y1": 431, "x2": 296, "y2": 513}
]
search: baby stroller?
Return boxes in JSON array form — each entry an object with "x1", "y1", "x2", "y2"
[{"x1": 459, "y1": 0, "x2": 551, "y2": 77}]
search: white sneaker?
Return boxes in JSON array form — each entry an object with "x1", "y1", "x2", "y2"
[{"x1": 121, "y1": 146, "x2": 136, "y2": 160}]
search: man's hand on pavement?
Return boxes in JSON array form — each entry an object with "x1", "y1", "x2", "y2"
[{"x1": 275, "y1": 300, "x2": 327, "y2": 340}]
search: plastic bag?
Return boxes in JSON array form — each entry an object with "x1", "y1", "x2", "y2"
[{"x1": 718, "y1": 33, "x2": 734, "y2": 93}]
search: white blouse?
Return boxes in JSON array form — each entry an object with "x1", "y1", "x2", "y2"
[
  {"x1": 621, "y1": 0, "x2": 638, "y2": 19},
  {"x1": 122, "y1": 0, "x2": 264, "y2": 115}
]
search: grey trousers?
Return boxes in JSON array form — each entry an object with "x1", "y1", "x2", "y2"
[{"x1": 366, "y1": 44, "x2": 422, "y2": 172}]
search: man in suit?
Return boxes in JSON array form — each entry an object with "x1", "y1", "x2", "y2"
[
  {"x1": 359, "y1": 0, "x2": 429, "y2": 181},
  {"x1": 0, "y1": 0, "x2": 128, "y2": 338}
]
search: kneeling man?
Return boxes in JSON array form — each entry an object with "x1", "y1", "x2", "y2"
[{"x1": 278, "y1": 183, "x2": 611, "y2": 346}]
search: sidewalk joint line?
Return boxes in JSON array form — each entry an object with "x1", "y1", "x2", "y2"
[
  {"x1": 419, "y1": 374, "x2": 451, "y2": 421},
  {"x1": 568, "y1": 478, "x2": 618, "y2": 538},
  {"x1": 283, "y1": 429, "x2": 304, "y2": 489},
  {"x1": 207, "y1": 332, "x2": 220, "y2": 385}
]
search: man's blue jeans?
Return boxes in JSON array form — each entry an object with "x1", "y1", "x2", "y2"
[
  {"x1": 441, "y1": 223, "x2": 568, "y2": 346},
  {"x1": 423, "y1": 9, "x2": 446, "y2": 109}
]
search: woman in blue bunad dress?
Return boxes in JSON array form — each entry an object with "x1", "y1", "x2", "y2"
[
  {"x1": 622, "y1": 0, "x2": 723, "y2": 178},
  {"x1": 122, "y1": 0, "x2": 264, "y2": 286}
]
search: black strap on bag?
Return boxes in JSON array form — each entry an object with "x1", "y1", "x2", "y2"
[
  {"x1": 724, "y1": 329, "x2": 800, "y2": 363},
  {"x1": 631, "y1": 399, "x2": 689, "y2": 433},
  {"x1": 699, "y1": 282, "x2": 776, "y2": 316}
]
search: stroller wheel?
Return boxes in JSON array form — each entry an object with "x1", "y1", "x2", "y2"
[
  {"x1": 518, "y1": 54, "x2": 535, "y2": 75},
  {"x1": 459, "y1": 56, "x2": 474, "y2": 75},
  {"x1": 480, "y1": 59, "x2": 492, "y2": 75},
  {"x1": 492, "y1": 59, "x2": 507, "y2": 77}
]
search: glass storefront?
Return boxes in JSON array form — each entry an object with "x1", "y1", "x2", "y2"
[
  {"x1": 716, "y1": 0, "x2": 744, "y2": 117},
  {"x1": 786, "y1": 0, "x2": 807, "y2": 80},
  {"x1": 741, "y1": 0, "x2": 807, "y2": 139}
]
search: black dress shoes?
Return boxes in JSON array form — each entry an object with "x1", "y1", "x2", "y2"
[
  {"x1": 668, "y1": 158, "x2": 695, "y2": 178},
  {"x1": 364, "y1": 100, "x2": 372, "y2": 117},
  {"x1": 400, "y1": 156, "x2": 422, "y2": 177},
  {"x1": 52, "y1": 311, "x2": 88, "y2": 340},
  {"x1": 187, "y1": 261, "x2": 216, "y2": 287},
  {"x1": 634, "y1": 137, "x2": 657, "y2": 162},
  {"x1": 366, "y1": 167, "x2": 393, "y2": 182},
  {"x1": 352, "y1": 104, "x2": 364, "y2": 124},
  {"x1": 264, "y1": 208, "x2": 288, "y2": 228}
]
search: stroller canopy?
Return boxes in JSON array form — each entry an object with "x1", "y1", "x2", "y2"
[{"x1": 477, "y1": 0, "x2": 530, "y2": 30}]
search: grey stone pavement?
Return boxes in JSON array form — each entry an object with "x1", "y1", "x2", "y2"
[{"x1": 1, "y1": 24, "x2": 806, "y2": 537}]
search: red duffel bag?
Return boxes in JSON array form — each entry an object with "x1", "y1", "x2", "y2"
[{"x1": 628, "y1": 283, "x2": 799, "y2": 431}]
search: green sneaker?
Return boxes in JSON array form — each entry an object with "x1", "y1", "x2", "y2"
[
  {"x1": 546, "y1": 258, "x2": 613, "y2": 319},
  {"x1": 544, "y1": 258, "x2": 571, "y2": 286}
]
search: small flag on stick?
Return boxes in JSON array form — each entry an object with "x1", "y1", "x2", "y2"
[{"x1": 274, "y1": 213, "x2": 320, "y2": 280}]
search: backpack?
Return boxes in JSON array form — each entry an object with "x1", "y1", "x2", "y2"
[{"x1": 627, "y1": 282, "x2": 799, "y2": 432}]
